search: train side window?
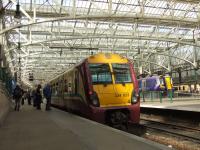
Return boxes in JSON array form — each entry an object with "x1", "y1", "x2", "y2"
[
  {"x1": 68, "y1": 82, "x2": 72, "y2": 93},
  {"x1": 65, "y1": 79, "x2": 68, "y2": 93},
  {"x1": 75, "y1": 71, "x2": 79, "y2": 94}
]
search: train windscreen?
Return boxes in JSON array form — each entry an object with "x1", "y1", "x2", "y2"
[
  {"x1": 112, "y1": 64, "x2": 132, "y2": 83},
  {"x1": 89, "y1": 63, "x2": 112, "y2": 84}
]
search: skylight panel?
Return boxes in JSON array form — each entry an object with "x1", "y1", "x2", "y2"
[
  {"x1": 138, "y1": 26, "x2": 151, "y2": 32},
  {"x1": 118, "y1": 25, "x2": 132, "y2": 30},
  {"x1": 154, "y1": 1, "x2": 162, "y2": 7},
  {"x1": 99, "y1": 23, "x2": 109, "y2": 29},
  {"x1": 80, "y1": 0, "x2": 90, "y2": 8},
  {"x1": 175, "y1": 3, "x2": 183, "y2": 10},
  {"x1": 94, "y1": 0, "x2": 107, "y2": 2},
  {"x1": 19, "y1": 0, "x2": 28, "y2": 4},
  {"x1": 77, "y1": 0, "x2": 83, "y2": 7},
  {"x1": 145, "y1": 0, "x2": 155, "y2": 7},
  {"x1": 159, "y1": 27, "x2": 171, "y2": 33},
  {"x1": 157, "y1": 0, "x2": 167, "y2": 8},
  {"x1": 125, "y1": 0, "x2": 135, "y2": 5},
  {"x1": 100, "y1": 2, "x2": 108, "y2": 10},
  {"x1": 112, "y1": 0, "x2": 119, "y2": 3},
  {"x1": 127, "y1": 0, "x2": 138, "y2": 5},
  {"x1": 76, "y1": 22, "x2": 84, "y2": 28},
  {"x1": 63, "y1": 0, "x2": 71, "y2": 6},
  {"x1": 186, "y1": 12, "x2": 197, "y2": 19},
  {"x1": 176, "y1": 3, "x2": 189, "y2": 10},
  {"x1": 118, "y1": 5, "x2": 130, "y2": 12},
  {"x1": 144, "y1": 7, "x2": 154, "y2": 14},
  {"x1": 2, "y1": 0, "x2": 8, "y2": 6},
  {"x1": 88, "y1": 23, "x2": 96, "y2": 29},
  {"x1": 174, "y1": 10, "x2": 184, "y2": 17},
  {"x1": 149, "y1": 40, "x2": 159, "y2": 46},
  {"x1": 111, "y1": 3, "x2": 118, "y2": 12}
]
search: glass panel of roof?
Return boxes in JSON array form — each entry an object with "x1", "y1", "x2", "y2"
[
  {"x1": 186, "y1": 12, "x2": 197, "y2": 18},
  {"x1": 118, "y1": 5, "x2": 131, "y2": 12},
  {"x1": 175, "y1": 3, "x2": 188, "y2": 10},
  {"x1": 63, "y1": 0, "x2": 71, "y2": 6}
]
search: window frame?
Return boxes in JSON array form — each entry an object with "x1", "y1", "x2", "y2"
[
  {"x1": 89, "y1": 63, "x2": 113, "y2": 84},
  {"x1": 112, "y1": 63, "x2": 132, "y2": 84}
]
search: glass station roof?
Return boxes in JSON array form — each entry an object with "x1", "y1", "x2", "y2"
[{"x1": 0, "y1": 0, "x2": 200, "y2": 84}]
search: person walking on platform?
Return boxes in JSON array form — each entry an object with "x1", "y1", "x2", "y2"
[
  {"x1": 43, "y1": 83, "x2": 52, "y2": 111},
  {"x1": 13, "y1": 85, "x2": 23, "y2": 111},
  {"x1": 31, "y1": 89, "x2": 36, "y2": 107},
  {"x1": 26, "y1": 89, "x2": 32, "y2": 105},
  {"x1": 35, "y1": 84, "x2": 42, "y2": 110}
]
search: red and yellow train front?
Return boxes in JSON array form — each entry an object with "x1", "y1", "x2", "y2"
[{"x1": 87, "y1": 53, "x2": 140, "y2": 124}]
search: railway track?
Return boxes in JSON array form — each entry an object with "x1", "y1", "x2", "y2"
[{"x1": 140, "y1": 118, "x2": 200, "y2": 143}]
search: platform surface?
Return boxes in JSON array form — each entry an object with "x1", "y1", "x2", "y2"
[
  {"x1": 141, "y1": 99, "x2": 200, "y2": 112},
  {"x1": 0, "y1": 104, "x2": 171, "y2": 150}
]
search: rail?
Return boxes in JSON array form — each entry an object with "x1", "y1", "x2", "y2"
[{"x1": 140, "y1": 118, "x2": 200, "y2": 144}]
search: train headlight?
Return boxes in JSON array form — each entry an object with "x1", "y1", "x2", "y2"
[
  {"x1": 92, "y1": 98, "x2": 99, "y2": 106},
  {"x1": 89, "y1": 92, "x2": 100, "y2": 107},
  {"x1": 131, "y1": 91, "x2": 139, "y2": 104}
]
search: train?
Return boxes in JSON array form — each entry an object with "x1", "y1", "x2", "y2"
[
  {"x1": 138, "y1": 75, "x2": 173, "y2": 92},
  {"x1": 49, "y1": 53, "x2": 140, "y2": 126}
]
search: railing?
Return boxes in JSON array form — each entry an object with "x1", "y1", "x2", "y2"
[{"x1": 140, "y1": 90, "x2": 200, "y2": 103}]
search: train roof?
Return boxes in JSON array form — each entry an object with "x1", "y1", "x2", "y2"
[
  {"x1": 87, "y1": 53, "x2": 129, "y2": 64},
  {"x1": 138, "y1": 75, "x2": 171, "y2": 80}
]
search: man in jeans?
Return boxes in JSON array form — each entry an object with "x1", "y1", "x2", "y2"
[{"x1": 43, "y1": 83, "x2": 52, "y2": 111}]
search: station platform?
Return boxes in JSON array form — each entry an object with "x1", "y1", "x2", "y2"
[
  {"x1": 141, "y1": 98, "x2": 200, "y2": 112},
  {"x1": 0, "y1": 104, "x2": 171, "y2": 150}
]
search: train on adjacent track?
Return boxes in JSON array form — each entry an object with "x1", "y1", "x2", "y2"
[
  {"x1": 138, "y1": 75, "x2": 173, "y2": 92},
  {"x1": 49, "y1": 53, "x2": 140, "y2": 126}
]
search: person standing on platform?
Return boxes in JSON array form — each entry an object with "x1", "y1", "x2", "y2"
[
  {"x1": 43, "y1": 83, "x2": 52, "y2": 111},
  {"x1": 35, "y1": 84, "x2": 42, "y2": 110},
  {"x1": 13, "y1": 85, "x2": 23, "y2": 111}
]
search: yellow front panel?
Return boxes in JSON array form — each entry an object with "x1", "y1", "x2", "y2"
[{"x1": 94, "y1": 82, "x2": 133, "y2": 107}]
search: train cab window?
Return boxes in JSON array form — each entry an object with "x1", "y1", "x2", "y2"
[
  {"x1": 112, "y1": 64, "x2": 131, "y2": 83},
  {"x1": 89, "y1": 63, "x2": 112, "y2": 84}
]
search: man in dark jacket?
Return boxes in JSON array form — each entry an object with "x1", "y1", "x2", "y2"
[
  {"x1": 13, "y1": 85, "x2": 23, "y2": 111},
  {"x1": 43, "y1": 83, "x2": 52, "y2": 111},
  {"x1": 35, "y1": 84, "x2": 42, "y2": 110}
]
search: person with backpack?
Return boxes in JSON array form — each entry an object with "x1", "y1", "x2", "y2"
[{"x1": 13, "y1": 85, "x2": 23, "y2": 111}]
